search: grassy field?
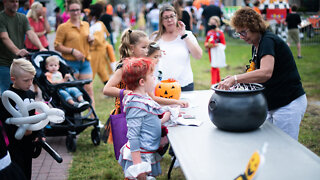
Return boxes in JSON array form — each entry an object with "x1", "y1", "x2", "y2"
[{"x1": 68, "y1": 36, "x2": 320, "y2": 179}]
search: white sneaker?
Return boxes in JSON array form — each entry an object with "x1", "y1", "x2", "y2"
[
  {"x1": 77, "y1": 101, "x2": 89, "y2": 108},
  {"x1": 98, "y1": 120, "x2": 104, "y2": 128}
]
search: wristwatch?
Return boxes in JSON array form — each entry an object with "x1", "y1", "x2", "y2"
[{"x1": 181, "y1": 34, "x2": 188, "y2": 40}]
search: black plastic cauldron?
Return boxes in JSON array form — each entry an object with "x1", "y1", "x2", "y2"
[{"x1": 208, "y1": 83, "x2": 267, "y2": 132}]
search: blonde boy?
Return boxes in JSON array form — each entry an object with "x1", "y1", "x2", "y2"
[
  {"x1": 10, "y1": 58, "x2": 36, "y2": 92},
  {"x1": 0, "y1": 58, "x2": 41, "y2": 179}
]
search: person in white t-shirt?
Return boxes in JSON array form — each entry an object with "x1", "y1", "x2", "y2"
[
  {"x1": 147, "y1": 3, "x2": 160, "y2": 32},
  {"x1": 152, "y1": 4, "x2": 202, "y2": 91}
]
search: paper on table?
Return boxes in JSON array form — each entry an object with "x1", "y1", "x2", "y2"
[
  {"x1": 180, "y1": 92, "x2": 196, "y2": 100},
  {"x1": 176, "y1": 117, "x2": 203, "y2": 126}
]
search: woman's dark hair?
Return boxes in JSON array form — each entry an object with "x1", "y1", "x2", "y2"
[
  {"x1": 152, "y1": 2, "x2": 158, "y2": 10},
  {"x1": 89, "y1": 3, "x2": 103, "y2": 19},
  {"x1": 147, "y1": 42, "x2": 160, "y2": 57},
  {"x1": 54, "y1": 7, "x2": 60, "y2": 13},
  {"x1": 291, "y1": 4, "x2": 298, "y2": 11}
]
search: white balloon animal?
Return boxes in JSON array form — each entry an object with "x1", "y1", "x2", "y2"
[{"x1": 2, "y1": 90, "x2": 65, "y2": 140}]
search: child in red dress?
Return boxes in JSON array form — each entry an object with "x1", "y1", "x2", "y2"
[{"x1": 204, "y1": 16, "x2": 226, "y2": 87}]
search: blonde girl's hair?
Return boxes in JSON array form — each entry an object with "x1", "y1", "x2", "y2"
[
  {"x1": 119, "y1": 28, "x2": 148, "y2": 59},
  {"x1": 10, "y1": 58, "x2": 36, "y2": 77},
  {"x1": 26, "y1": 1, "x2": 43, "y2": 20},
  {"x1": 153, "y1": 4, "x2": 179, "y2": 41},
  {"x1": 46, "y1": 56, "x2": 60, "y2": 65},
  {"x1": 208, "y1": 16, "x2": 221, "y2": 27}
]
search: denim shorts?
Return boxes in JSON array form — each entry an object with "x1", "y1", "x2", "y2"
[
  {"x1": 0, "y1": 66, "x2": 12, "y2": 94},
  {"x1": 65, "y1": 59, "x2": 92, "y2": 75},
  {"x1": 59, "y1": 87, "x2": 83, "y2": 101}
]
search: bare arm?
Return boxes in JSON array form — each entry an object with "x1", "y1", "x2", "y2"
[
  {"x1": 55, "y1": 43, "x2": 73, "y2": 55},
  {"x1": 161, "y1": 111, "x2": 171, "y2": 124},
  {"x1": 103, "y1": 68, "x2": 131, "y2": 97},
  {"x1": 183, "y1": 32, "x2": 202, "y2": 59},
  {"x1": 26, "y1": 30, "x2": 46, "y2": 50},
  {"x1": 49, "y1": 79, "x2": 65, "y2": 84},
  {"x1": 32, "y1": 12, "x2": 51, "y2": 37},
  {"x1": 0, "y1": 31, "x2": 21, "y2": 54},
  {"x1": 42, "y1": 11, "x2": 51, "y2": 34},
  {"x1": 131, "y1": 151, "x2": 147, "y2": 180},
  {"x1": 218, "y1": 55, "x2": 274, "y2": 89},
  {"x1": 148, "y1": 93, "x2": 189, "y2": 108},
  {"x1": 45, "y1": 72, "x2": 69, "y2": 84},
  {"x1": 177, "y1": 21, "x2": 202, "y2": 59},
  {"x1": 55, "y1": 43, "x2": 86, "y2": 61},
  {"x1": 0, "y1": 31, "x2": 29, "y2": 56},
  {"x1": 31, "y1": 26, "x2": 46, "y2": 37}
]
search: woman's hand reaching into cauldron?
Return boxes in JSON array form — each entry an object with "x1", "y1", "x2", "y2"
[{"x1": 217, "y1": 75, "x2": 237, "y2": 90}]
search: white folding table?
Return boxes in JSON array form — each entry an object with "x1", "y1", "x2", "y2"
[{"x1": 167, "y1": 90, "x2": 320, "y2": 180}]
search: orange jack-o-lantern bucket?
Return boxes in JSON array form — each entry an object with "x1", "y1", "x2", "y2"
[{"x1": 155, "y1": 79, "x2": 181, "y2": 100}]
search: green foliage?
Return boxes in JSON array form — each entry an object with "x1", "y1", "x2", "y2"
[{"x1": 68, "y1": 36, "x2": 320, "y2": 179}]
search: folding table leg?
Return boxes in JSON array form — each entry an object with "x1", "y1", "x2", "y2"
[{"x1": 167, "y1": 155, "x2": 176, "y2": 179}]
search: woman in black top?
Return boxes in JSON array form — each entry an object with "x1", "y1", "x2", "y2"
[{"x1": 218, "y1": 7, "x2": 307, "y2": 140}]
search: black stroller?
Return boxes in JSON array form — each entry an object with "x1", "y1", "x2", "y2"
[{"x1": 30, "y1": 51, "x2": 100, "y2": 152}]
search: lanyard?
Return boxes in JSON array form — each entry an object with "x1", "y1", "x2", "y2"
[
  {"x1": 252, "y1": 46, "x2": 258, "y2": 63},
  {"x1": 0, "y1": 121, "x2": 9, "y2": 147}
]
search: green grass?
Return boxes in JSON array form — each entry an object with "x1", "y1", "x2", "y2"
[{"x1": 68, "y1": 36, "x2": 320, "y2": 179}]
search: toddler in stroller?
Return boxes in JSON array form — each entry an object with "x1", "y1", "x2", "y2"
[
  {"x1": 45, "y1": 56, "x2": 89, "y2": 108},
  {"x1": 30, "y1": 51, "x2": 100, "y2": 152}
]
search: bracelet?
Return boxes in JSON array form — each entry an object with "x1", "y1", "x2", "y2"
[
  {"x1": 234, "y1": 75, "x2": 238, "y2": 84},
  {"x1": 181, "y1": 34, "x2": 188, "y2": 40},
  {"x1": 71, "y1": 48, "x2": 74, "y2": 55}
]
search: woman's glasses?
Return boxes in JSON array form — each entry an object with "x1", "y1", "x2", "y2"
[
  {"x1": 234, "y1": 29, "x2": 249, "y2": 38},
  {"x1": 162, "y1": 14, "x2": 176, "y2": 22},
  {"x1": 69, "y1": 9, "x2": 81, "y2": 12}
]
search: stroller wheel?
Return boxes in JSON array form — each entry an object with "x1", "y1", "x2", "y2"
[
  {"x1": 66, "y1": 134, "x2": 77, "y2": 152},
  {"x1": 91, "y1": 128, "x2": 101, "y2": 146}
]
